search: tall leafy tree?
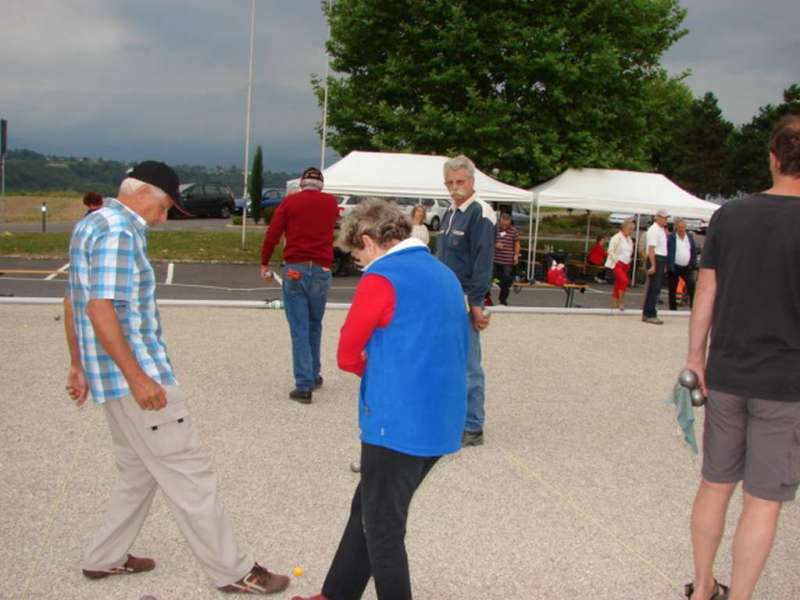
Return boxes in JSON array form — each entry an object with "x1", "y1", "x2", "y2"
[
  {"x1": 249, "y1": 146, "x2": 264, "y2": 223},
  {"x1": 726, "y1": 84, "x2": 800, "y2": 194},
  {"x1": 314, "y1": 0, "x2": 687, "y2": 187},
  {"x1": 655, "y1": 92, "x2": 734, "y2": 198}
]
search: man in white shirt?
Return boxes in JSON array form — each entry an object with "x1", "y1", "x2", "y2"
[
  {"x1": 667, "y1": 218, "x2": 698, "y2": 310},
  {"x1": 642, "y1": 209, "x2": 669, "y2": 324}
]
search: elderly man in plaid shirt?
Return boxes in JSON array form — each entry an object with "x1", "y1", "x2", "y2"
[{"x1": 63, "y1": 161, "x2": 289, "y2": 595}]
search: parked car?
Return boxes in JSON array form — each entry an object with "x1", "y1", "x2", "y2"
[
  {"x1": 337, "y1": 195, "x2": 365, "y2": 219},
  {"x1": 394, "y1": 197, "x2": 451, "y2": 230},
  {"x1": 234, "y1": 187, "x2": 285, "y2": 215},
  {"x1": 608, "y1": 213, "x2": 708, "y2": 233},
  {"x1": 170, "y1": 183, "x2": 236, "y2": 219}
]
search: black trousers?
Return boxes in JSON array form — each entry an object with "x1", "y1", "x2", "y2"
[
  {"x1": 494, "y1": 262, "x2": 514, "y2": 304},
  {"x1": 668, "y1": 265, "x2": 695, "y2": 310},
  {"x1": 643, "y1": 255, "x2": 667, "y2": 318},
  {"x1": 322, "y1": 443, "x2": 439, "y2": 600}
]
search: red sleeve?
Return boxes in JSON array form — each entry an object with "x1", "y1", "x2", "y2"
[
  {"x1": 337, "y1": 274, "x2": 395, "y2": 377},
  {"x1": 260, "y1": 201, "x2": 288, "y2": 265}
]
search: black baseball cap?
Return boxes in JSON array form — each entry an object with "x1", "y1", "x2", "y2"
[{"x1": 127, "y1": 161, "x2": 190, "y2": 214}]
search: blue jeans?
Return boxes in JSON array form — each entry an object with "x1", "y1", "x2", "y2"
[
  {"x1": 282, "y1": 263, "x2": 332, "y2": 390},
  {"x1": 466, "y1": 325, "x2": 485, "y2": 432}
]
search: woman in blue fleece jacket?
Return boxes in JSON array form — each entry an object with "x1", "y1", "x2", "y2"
[{"x1": 292, "y1": 200, "x2": 468, "y2": 600}]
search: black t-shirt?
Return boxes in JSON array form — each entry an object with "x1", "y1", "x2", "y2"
[{"x1": 702, "y1": 193, "x2": 800, "y2": 401}]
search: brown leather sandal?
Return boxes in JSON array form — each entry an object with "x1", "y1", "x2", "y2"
[{"x1": 684, "y1": 579, "x2": 729, "y2": 600}]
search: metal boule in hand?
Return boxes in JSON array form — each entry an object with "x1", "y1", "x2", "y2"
[
  {"x1": 690, "y1": 387, "x2": 707, "y2": 407},
  {"x1": 678, "y1": 368, "x2": 698, "y2": 390}
]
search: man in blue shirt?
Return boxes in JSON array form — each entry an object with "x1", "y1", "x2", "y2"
[
  {"x1": 64, "y1": 161, "x2": 288, "y2": 595},
  {"x1": 437, "y1": 155, "x2": 496, "y2": 447}
]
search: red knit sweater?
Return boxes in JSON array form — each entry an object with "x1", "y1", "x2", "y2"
[{"x1": 260, "y1": 189, "x2": 340, "y2": 267}]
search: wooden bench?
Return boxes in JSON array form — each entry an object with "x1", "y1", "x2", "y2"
[{"x1": 512, "y1": 281, "x2": 588, "y2": 308}]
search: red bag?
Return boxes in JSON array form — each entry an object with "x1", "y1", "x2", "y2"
[{"x1": 547, "y1": 264, "x2": 567, "y2": 287}]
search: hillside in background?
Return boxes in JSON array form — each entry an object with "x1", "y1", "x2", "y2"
[{"x1": 2, "y1": 149, "x2": 299, "y2": 196}]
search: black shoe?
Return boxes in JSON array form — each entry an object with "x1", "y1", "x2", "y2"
[
  {"x1": 462, "y1": 430, "x2": 484, "y2": 447},
  {"x1": 314, "y1": 376, "x2": 323, "y2": 390},
  {"x1": 499, "y1": 299, "x2": 509, "y2": 306},
  {"x1": 289, "y1": 389, "x2": 312, "y2": 404}
]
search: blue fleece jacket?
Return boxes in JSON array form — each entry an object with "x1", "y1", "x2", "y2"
[
  {"x1": 360, "y1": 245, "x2": 468, "y2": 457},
  {"x1": 436, "y1": 195, "x2": 497, "y2": 307}
]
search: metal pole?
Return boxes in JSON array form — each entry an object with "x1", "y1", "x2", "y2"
[
  {"x1": 320, "y1": 0, "x2": 334, "y2": 170},
  {"x1": 41, "y1": 201, "x2": 47, "y2": 233},
  {"x1": 0, "y1": 155, "x2": 5, "y2": 223},
  {"x1": 631, "y1": 213, "x2": 641, "y2": 288},
  {"x1": 584, "y1": 210, "x2": 591, "y2": 253},
  {"x1": 240, "y1": 0, "x2": 256, "y2": 250},
  {"x1": 529, "y1": 198, "x2": 541, "y2": 281}
]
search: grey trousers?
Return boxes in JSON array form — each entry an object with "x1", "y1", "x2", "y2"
[{"x1": 81, "y1": 386, "x2": 252, "y2": 587}]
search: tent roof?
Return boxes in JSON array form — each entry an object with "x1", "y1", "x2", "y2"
[
  {"x1": 288, "y1": 151, "x2": 533, "y2": 203},
  {"x1": 531, "y1": 168, "x2": 720, "y2": 219}
]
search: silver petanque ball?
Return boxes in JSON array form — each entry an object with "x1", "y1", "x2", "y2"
[
  {"x1": 678, "y1": 369, "x2": 699, "y2": 389},
  {"x1": 690, "y1": 387, "x2": 706, "y2": 407}
]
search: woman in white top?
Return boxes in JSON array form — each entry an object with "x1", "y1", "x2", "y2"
[
  {"x1": 604, "y1": 219, "x2": 635, "y2": 310},
  {"x1": 410, "y1": 205, "x2": 429, "y2": 245}
]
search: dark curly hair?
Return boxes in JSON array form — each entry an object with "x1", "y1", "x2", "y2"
[
  {"x1": 337, "y1": 199, "x2": 411, "y2": 251},
  {"x1": 82, "y1": 192, "x2": 103, "y2": 207},
  {"x1": 769, "y1": 114, "x2": 800, "y2": 176}
]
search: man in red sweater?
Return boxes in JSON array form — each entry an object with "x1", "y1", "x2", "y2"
[{"x1": 260, "y1": 167, "x2": 339, "y2": 403}]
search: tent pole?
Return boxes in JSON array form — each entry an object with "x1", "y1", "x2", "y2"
[
  {"x1": 632, "y1": 214, "x2": 641, "y2": 288},
  {"x1": 529, "y1": 197, "x2": 541, "y2": 281},
  {"x1": 584, "y1": 210, "x2": 591, "y2": 258}
]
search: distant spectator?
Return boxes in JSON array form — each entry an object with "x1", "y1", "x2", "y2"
[
  {"x1": 490, "y1": 212, "x2": 520, "y2": 306},
  {"x1": 82, "y1": 192, "x2": 103, "y2": 215},
  {"x1": 604, "y1": 220, "x2": 635, "y2": 310},
  {"x1": 642, "y1": 209, "x2": 670, "y2": 324},
  {"x1": 587, "y1": 235, "x2": 607, "y2": 266},
  {"x1": 587, "y1": 234, "x2": 608, "y2": 284},
  {"x1": 410, "y1": 205, "x2": 429, "y2": 245},
  {"x1": 667, "y1": 218, "x2": 698, "y2": 310}
]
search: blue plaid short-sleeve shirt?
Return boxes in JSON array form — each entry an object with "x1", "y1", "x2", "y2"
[{"x1": 68, "y1": 199, "x2": 177, "y2": 403}]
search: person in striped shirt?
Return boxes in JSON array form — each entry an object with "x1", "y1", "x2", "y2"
[{"x1": 491, "y1": 212, "x2": 520, "y2": 305}]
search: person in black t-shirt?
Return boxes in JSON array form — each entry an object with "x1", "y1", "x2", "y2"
[{"x1": 682, "y1": 114, "x2": 800, "y2": 600}]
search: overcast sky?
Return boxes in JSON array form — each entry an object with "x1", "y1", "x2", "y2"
[{"x1": 2, "y1": 0, "x2": 797, "y2": 171}]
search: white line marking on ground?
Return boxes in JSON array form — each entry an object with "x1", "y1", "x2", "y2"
[
  {"x1": 165, "y1": 262, "x2": 175, "y2": 285},
  {"x1": 44, "y1": 262, "x2": 70, "y2": 281}
]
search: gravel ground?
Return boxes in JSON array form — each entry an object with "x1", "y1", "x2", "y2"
[{"x1": 1, "y1": 305, "x2": 798, "y2": 600}]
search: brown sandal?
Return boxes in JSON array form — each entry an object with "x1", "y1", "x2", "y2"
[{"x1": 684, "y1": 579, "x2": 729, "y2": 600}]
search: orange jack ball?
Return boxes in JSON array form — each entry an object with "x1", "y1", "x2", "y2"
[{"x1": 293, "y1": 566, "x2": 304, "y2": 577}]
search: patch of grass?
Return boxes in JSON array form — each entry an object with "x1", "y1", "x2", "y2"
[
  {"x1": 0, "y1": 195, "x2": 85, "y2": 223},
  {"x1": 0, "y1": 231, "x2": 279, "y2": 264}
]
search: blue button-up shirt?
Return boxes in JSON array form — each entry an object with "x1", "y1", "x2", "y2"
[{"x1": 68, "y1": 199, "x2": 176, "y2": 403}]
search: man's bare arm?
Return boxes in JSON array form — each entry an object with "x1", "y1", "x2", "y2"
[
  {"x1": 63, "y1": 297, "x2": 89, "y2": 406},
  {"x1": 685, "y1": 268, "x2": 717, "y2": 394},
  {"x1": 86, "y1": 299, "x2": 166, "y2": 410}
]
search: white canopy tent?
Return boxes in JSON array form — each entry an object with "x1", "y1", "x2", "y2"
[
  {"x1": 525, "y1": 168, "x2": 721, "y2": 281},
  {"x1": 286, "y1": 150, "x2": 534, "y2": 203}
]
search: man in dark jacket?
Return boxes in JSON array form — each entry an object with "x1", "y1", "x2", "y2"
[
  {"x1": 437, "y1": 155, "x2": 496, "y2": 447},
  {"x1": 666, "y1": 217, "x2": 698, "y2": 310}
]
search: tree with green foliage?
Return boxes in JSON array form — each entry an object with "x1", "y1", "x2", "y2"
[
  {"x1": 249, "y1": 146, "x2": 264, "y2": 223},
  {"x1": 725, "y1": 84, "x2": 800, "y2": 195},
  {"x1": 314, "y1": 0, "x2": 688, "y2": 187},
  {"x1": 654, "y1": 92, "x2": 734, "y2": 198}
]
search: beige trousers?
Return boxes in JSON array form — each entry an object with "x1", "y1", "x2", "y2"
[{"x1": 81, "y1": 386, "x2": 252, "y2": 587}]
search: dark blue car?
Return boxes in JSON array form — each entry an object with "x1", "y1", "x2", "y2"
[{"x1": 234, "y1": 188, "x2": 284, "y2": 215}]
